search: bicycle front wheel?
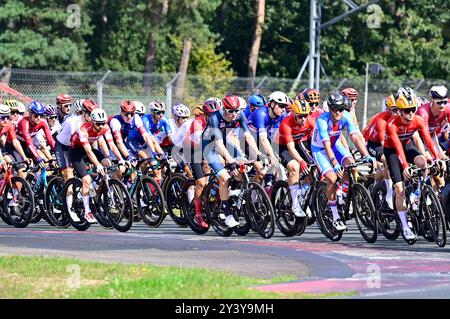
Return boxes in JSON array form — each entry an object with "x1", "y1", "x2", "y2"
[
  {"x1": 44, "y1": 176, "x2": 70, "y2": 228},
  {"x1": 102, "y1": 178, "x2": 133, "y2": 232},
  {"x1": 164, "y1": 173, "x2": 189, "y2": 227},
  {"x1": 136, "y1": 177, "x2": 166, "y2": 228},
  {"x1": 246, "y1": 182, "x2": 275, "y2": 239},
  {"x1": 315, "y1": 182, "x2": 343, "y2": 241},
  {"x1": 421, "y1": 184, "x2": 446, "y2": 247},
  {"x1": 2, "y1": 176, "x2": 34, "y2": 228},
  {"x1": 352, "y1": 183, "x2": 378, "y2": 243}
]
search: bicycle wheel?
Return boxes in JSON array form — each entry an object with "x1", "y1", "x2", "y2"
[
  {"x1": 2, "y1": 176, "x2": 34, "y2": 228},
  {"x1": 246, "y1": 182, "x2": 275, "y2": 239},
  {"x1": 136, "y1": 176, "x2": 166, "y2": 228},
  {"x1": 25, "y1": 174, "x2": 44, "y2": 224},
  {"x1": 62, "y1": 178, "x2": 90, "y2": 231},
  {"x1": 371, "y1": 182, "x2": 400, "y2": 240},
  {"x1": 44, "y1": 176, "x2": 70, "y2": 228},
  {"x1": 164, "y1": 173, "x2": 189, "y2": 227},
  {"x1": 203, "y1": 181, "x2": 232, "y2": 237},
  {"x1": 101, "y1": 178, "x2": 133, "y2": 232},
  {"x1": 315, "y1": 182, "x2": 343, "y2": 241},
  {"x1": 352, "y1": 183, "x2": 378, "y2": 243},
  {"x1": 421, "y1": 185, "x2": 446, "y2": 247},
  {"x1": 182, "y1": 179, "x2": 210, "y2": 235},
  {"x1": 271, "y1": 180, "x2": 303, "y2": 237}
]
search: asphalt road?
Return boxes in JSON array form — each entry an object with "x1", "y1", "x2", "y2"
[{"x1": 1, "y1": 218, "x2": 450, "y2": 299}]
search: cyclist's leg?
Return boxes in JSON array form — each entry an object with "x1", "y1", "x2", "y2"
[
  {"x1": 279, "y1": 145, "x2": 302, "y2": 214},
  {"x1": 69, "y1": 148, "x2": 93, "y2": 220},
  {"x1": 334, "y1": 140, "x2": 354, "y2": 194}
]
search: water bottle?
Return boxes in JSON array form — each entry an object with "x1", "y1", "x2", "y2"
[
  {"x1": 209, "y1": 188, "x2": 218, "y2": 202},
  {"x1": 300, "y1": 184, "x2": 310, "y2": 198},
  {"x1": 409, "y1": 188, "x2": 420, "y2": 211}
]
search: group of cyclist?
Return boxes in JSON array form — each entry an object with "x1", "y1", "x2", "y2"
[{"x1": 0, "y1": 82, "x2": 449, "y2": 244}]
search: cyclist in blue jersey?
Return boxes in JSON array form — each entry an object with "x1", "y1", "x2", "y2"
[
  {"x1": 202, "y1": 95, "x2": 267, "y2": 228},
  {"x1": 248, "y1": 91, "x2": 288, "y2": 166},
  {"x1": 311, "y1": 92, "x2": 375, "y2": 231},
  {"x1": 244, "y1": 94, "x2": 266, "y2": 119},
  {"x1": 142, "y1": 100, "x2": 172, "y2": 152}
]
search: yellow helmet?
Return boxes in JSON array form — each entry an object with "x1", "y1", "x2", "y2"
[
  {"x1": 291, "y1": 99, "x2": 310, "y2": 115},
  {"x1": 385, "y1": 95, "x2": 396, "y2": 109},
  {"x1": 396, "y1": 95, "x2": 418, "y2": 109},
  {"x1": 193, "y1": 104, "x2": 205, "y2": 117}
]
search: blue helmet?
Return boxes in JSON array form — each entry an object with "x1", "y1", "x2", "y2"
[
  {"x1": 248, "y1": 94, "x2": 265, "y2": 108},
  {"x1": 28, "y1": 101, "x2": 46, "y2": 115}
]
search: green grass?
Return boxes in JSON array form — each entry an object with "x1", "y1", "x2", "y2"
[{"x1": 0, "y1": 256, "x2": 354, "y2": 299}]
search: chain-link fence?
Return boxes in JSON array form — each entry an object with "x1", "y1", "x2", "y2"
[{"x1": 0, "y1": 67, "x2": 447, "y2": 127}]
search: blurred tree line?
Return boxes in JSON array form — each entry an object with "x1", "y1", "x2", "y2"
[{"x1": 0, "y1": 0, "x2": 448, "y2": 80}]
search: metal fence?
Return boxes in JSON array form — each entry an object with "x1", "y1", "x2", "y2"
[{"x1": 0, "y1": 67, "x2": 447, "y2": 127}]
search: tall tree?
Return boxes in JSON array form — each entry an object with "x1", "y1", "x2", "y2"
[{"x1": 247, "y1": 0, "x2": 265, "y2": 83}]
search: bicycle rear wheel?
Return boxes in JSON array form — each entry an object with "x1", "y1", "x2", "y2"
[
  {"x1": 271, "y1": 180, "x2": 303, "y2": 237},
  {"x1": 44, "y1": 176, "x2": 70, "y2": 228},
  {"x1": 421, "y1": 185, "x2": 446, "y2": 247},
  {"x1": 164, "y1": 173, "x2": 189, "y2": 227},
  {"x1": 102, "y1": 178, "x2": 133, "y2": 232},
  {"x1": 62, "y1": 178, "x2": 90, "y2": 231},
  {"x1": 182, "y1": 179, "x2": 210, "y2": 235},
  {"x1": 246, "y1": 182, "x2": 275, "y2": 239},
  {"x1": 2, "y1": 177, "x2": 34, "y2": 228},
  {"x1": 136, "y1": 177, "x2": 166, "y2": 228},
  {"x1": 352, "y1": 183, "x2": 378, "y2": 243},
  {"x1": 315, "y1": 182, "x2": 343, "y2": 241},
  {"x1": 371, "y1": 182, "x2": 400, "y2": 240},
  {"x1": 203, "y1": 181, "x2": 232, "y2": 237}
]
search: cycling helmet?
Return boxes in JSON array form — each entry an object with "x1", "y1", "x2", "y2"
[
  {"x1": 16, "y1": 101, "x2": 25, "y2": 113},
  {"x1": 341, "y1": 87, "x2": 358, "y2": 101},
  {"x1": 148, "y1": 99, "x2": 166, "y2": 112},
  {"x1": 172, "y1": 103, "x2": 190, "y2": 117},
  {"x1": 396, "y1": 95, "x2": 418, "y2": 109},
  {"x1": 343, "y1": 95, "x2": 353, "y2": 111},
  {"x1": 74, "y1": 99, "x2": 85, "y2": 113},
  {"x1": 133, "y1": 101, "x2": 146, "y2": 115},
  {"x1": 268, "y1": 91, "x2": 289, "y2": 105},
  {"x1": 299, "y1": 88, "x2": 320, "y2": 103},
  {"x1": 222, "y1": 95, "x2": 240, "y2": 110},
  {"x1": 28, "y1": 101, "x2": 46, "y2": 115},
  {"x1": 81, "y1": 99, "x2": 98, "y2": 113},
  {"x1": 120, "y1": 100, "x2": 136, "y2": 113},
  {"x1": 238, "y1": 97, "x2": 247, "y2": 109},
  {"x1": 193, "y1": 105, "x2": 205, "y2": 117},
  {"x1": 257, "y1": 94, "x2": 267, "y2": 105},
  {"x1": 90, "y1": 108, "x2": 108, "y2": 123},
  {"x1": 248, "y1": 94, "x2": 265, "y2": 108},
  {"x1": 203, "y1": 97, "x2": 222, "y2": 114},
  {"x1": 4, "y1": 99, "x2": 18, "y2": 110},
  {"x1": 429, "y1": 85, "x2": 448, "y2": 100},
  {"x1": 327, "y1": 92, "x2": 346, "y2": 109},
  {"x1": 291, "y1": 100, "x2": 310, "y2": 115},
  {"x1": 56, "y1": 94, "x2": 72, "y2": 105},
  {"x1": 0, "y1": 104, "x2": 11, "y2": 116},
  {"x1": 385, "y1": 95, "x2": 396, "y2": 109},
  {"x1": 396, "y1": 86, "x2": 416, "y2": 99},
  {"x1": 44, "y1": 104, "x2": 58, "y2": 116}
]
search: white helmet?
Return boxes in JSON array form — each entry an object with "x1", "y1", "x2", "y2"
[
  {"x1": 74, "y1": 99, "x2": 85, "y2": 113},
  {"x1": 17, "y1": 101, "x2": 26, "y2": 113},
  {"x1": 90, "y1": 108, "x2": 108, "y2": 123},
  {"x1": 429, "y1": 85, "x2": 448, "y2": 100},
  {"x1": 172, "y1": 103, "x2": 190, "y2": 117},
  {"x1": 396, "y1": 86, "x2": 416, "y2": 99},
  {"x1": 0, "y1": 104, "x2": 11, "y2": 116},
  {"x1": 133, "y1": 100, "x2": 146, "y2": 115},
  {"x1": 238, "y1": 97, "x2": 247, "y2": 109},
  {"x1": 148, "y1": 99, "x2": 166, "y2": 112},
  {"x1": 268, "y1": 91, "x2": 289, "y2": 105}
]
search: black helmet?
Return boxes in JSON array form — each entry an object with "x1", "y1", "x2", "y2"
[{"x1": 327, "y1": 92, "x2": 346, "y2": 109}]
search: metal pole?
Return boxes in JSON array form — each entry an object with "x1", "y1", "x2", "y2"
[
  {"x1": 321, "y1": 0, "x2": 380, "y2": 29},
  {"x1": 289, "y1": 57, "x2": 310, "y2": 95},
  {"x1": 363, "y1": 62, "x2": 369, "y2": 128},
  {"x1": 314, "y1": 0, "x2": 322, "y2": 90},
  {"x1": 414, "y1": 79, "x2": 425, "y2": 92},
  {"x1": 96, "y1": 70, "x2": 111, "y2": 108},
  {"x1": 336, "y1": 78, "x2": 348, "y2": 91},
  {"x1": 0, "y1": 67, "x2": 6, "y2": 78},
  {"x1": 255, "y1": 76, "x2": 267, "y2": 91},
  {"x1": 166, "y1": 73, "x2": 180, "y2": 113},
  {"x1": 308, "y1": 0, "x2": 316, "y2": 88}
]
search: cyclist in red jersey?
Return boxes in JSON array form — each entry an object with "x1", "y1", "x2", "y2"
[
  {"x1": 16, "y1": 101, "x2": 55, "y2": 169},
  {"x1": 362, "y1": 95, "x2": 399, "y2": 208},
  {"x1": 273, "y1": 99, "x2": 314, "y2": 217},
  {"x1": 298, "y1": 88, "x2": 323, "y2": 119},
  {"x1": 69, "y1": 108, "x2": 127, "y2": 223},
  {"x1": 384, "y1": 95, "x2": 445, "y2": 241}
]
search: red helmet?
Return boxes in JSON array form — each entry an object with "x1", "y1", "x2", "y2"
[
  {"x1": 203, "y1": 98, "x2": 222, "y2": 115},
  {"x1": 56, "y1": 94, "x2": 72, "y2": 105},
  {"x1": 341, "y1": 88, "x2": 358, "y2": 101},
  {"x1": 120, "y1": 100, "x2": 136, "y2": 113},
  {"x1": 222, "y1": 95, "x2": 240, "y2": 110},
  {"x1": 298, "y1": 88, "x2": 320, "y2": 103},
  {"x1": 81, "y1": 99, "x2": 98, "y2": 113}
]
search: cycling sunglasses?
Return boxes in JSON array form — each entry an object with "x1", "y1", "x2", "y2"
[
  {"x1": 95, "y1": 122, "x2": 106, "y2": 127},
  {"x1": 0, "y1": 115, "x2": 9, "y2": 120},
  {"x1": 402, "y1": 107, "x2": 416, "y2": 114},
  {"x1": 434, "y1": 100, "x2": 447, "y2": 105},
  {"x1": 295, "y1": 114, "x2": 308, "y2": 119},
  {"x1": 123, "y1": 112, "x2": 135, "y2": 117},
  {"x1": 153, "y1": 111, "x2": 165, "y2": 115},
  {"x1": 47, "y1": 116, "x2": 58, "y2": 120},
  {"x1": 32, "y1": 113, "x2": 43, "y2": 118},
  {"x1": 226, "y1": 109, "x2": 240, "y2": 114},
  {"x1": 330, "y1": 106, "x2": 345, "y2": 113},
  {"x1": 10, "y1": 111, "x2": 23, "y2": 115},
  {"x1": 276, "y1": 103, "x2": 287, "y2": 109},
  {"x1": 309, "y1": 102, "x2": 319, "y2": 107}
]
